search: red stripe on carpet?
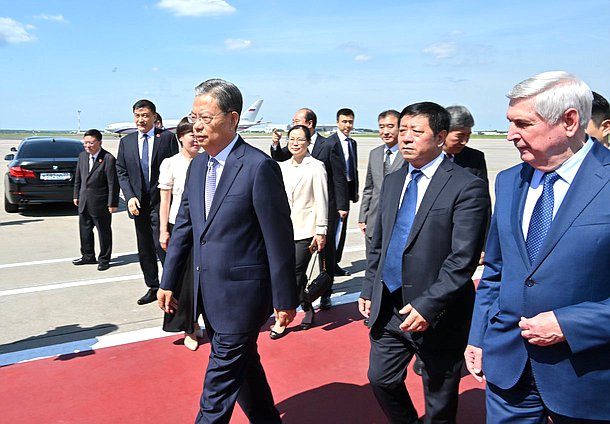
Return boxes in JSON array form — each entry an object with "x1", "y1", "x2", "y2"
[{"x1": 0, "y1": 303, "x2": 485, "y2": 423}]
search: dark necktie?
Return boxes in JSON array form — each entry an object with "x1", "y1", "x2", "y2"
[
  {"x1": 205, "y1": 157, "x2": 218, "y2": 219},
  {"x1": 382, "y1": 170, "x2": 423, "y2": 292},
  {"x1": 141, "y1": 134, "x2": 150, "y2": 190},
  {"x1": 526, "y1": 171, "x2": 560, "y2": 263},
  {"x1": 346, "y1": 138, "x2": 356, "y2": 181},
  {"x1": 446, "y1": 153, "x2": 454, "y2": 162},
  {"x1": 383, "y1": 149, "x2": 392, "y2": 176},
  {"x1": 89, "y1": 155, "x2": 95, "y2": 172}
]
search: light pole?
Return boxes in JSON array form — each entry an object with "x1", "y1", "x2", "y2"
[{"x1": 77, "y1": 110, "x2": 81, "y2": 133}]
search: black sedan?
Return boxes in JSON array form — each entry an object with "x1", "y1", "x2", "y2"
[{"x1": 4, "y1": 137, "x2": 84, "y2": 212}]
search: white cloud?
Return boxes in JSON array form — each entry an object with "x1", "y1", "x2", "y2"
[
  {"x1": 0, "y1": 17, "x2": 37, "y2": 45},
  {"x1": 422, "y1": 42, "x2": 457, "y2": 59},
  {"x1": 34, "y1": 14, "x2": 67, "y2": 23},
  {"x1": 225, "y1": 38, "x2": 251, "y2": 50},
  {"x1": 354, "y1": 54, "x2": 372, "y2": 62},
  {"x1": 157, "y1": 0, "x2": 236, "y2": 17}
]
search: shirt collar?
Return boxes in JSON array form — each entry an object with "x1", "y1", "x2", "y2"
[
  {"x1": 408, "y1": 153, "x2": 444, "y2": 180},
  {"x1": 385, "y1": 144, "x2": 399, "y2": 154},
  {"x1": 210, "y1": 134, "x2": 239, "y2": 166},
  {"x1": 337, "y1": 131, "x2": 348, "y2": 142},
  {"x1": 139, "y1": 129, "x2": 154, "y2": 140},
  {"x1": 530, "y1": 136, "x2": 593, "y2": 187}
]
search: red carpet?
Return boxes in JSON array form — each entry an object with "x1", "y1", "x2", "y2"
[{"x1": 0, "y1": 303, "x2": 485, "y2": 423}]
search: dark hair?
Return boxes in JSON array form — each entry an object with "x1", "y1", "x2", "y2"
[
  {"x1": 132, "y1": 99, "x2": 156, "y2": 114},
  {"x1": 336, "y1": 108, "x2": 355, "y2": 121},
  {"x1": 84, "y1": 129, "x2": 102, "y2": 141},
  {"x1": 300, "y1": 108, "x2": 318, "y2": 128},
  {"x1": 287, "y1": 124, "x2": 311, "y2": 142},
  {"x1": 176, "y1": 117, "x2": 193, "y2": 140},
  {"x1": 194, "y1": 79, "x2": 243, "y2": 116},
  {"x1": 399, "y1": 102, "x2": 450, "y2": 136},
  {"x1": 378, "y1": 109, "x2": 400, "y2": 121},
  {"x1": 155, "y1": 113, "x2": 163, "y2": 125},
  {"x1": 591, "y1": 91, "x2": 610, "y2": 126}
]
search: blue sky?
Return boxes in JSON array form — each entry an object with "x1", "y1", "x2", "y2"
[{"x1": 1, "y1": 0, "x2": 609, "y2": 131}]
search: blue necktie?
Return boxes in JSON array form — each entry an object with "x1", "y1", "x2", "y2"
[
  {"x1": 205, "y1": 157, "x2": 218, "y2": 219},
  {"x1": 382, "y1": 170, "x2": 422, "y2": 292},
  {"x1": 526, "y1": 171, "x2": 560, "y2": 263},
  {"x1": 140, "y1": 133, "x2": 150, "y2": 191}
]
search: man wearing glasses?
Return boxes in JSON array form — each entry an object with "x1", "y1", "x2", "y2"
[{"x1": 73, "y1": 129, "x2": 120, "y2": 271}]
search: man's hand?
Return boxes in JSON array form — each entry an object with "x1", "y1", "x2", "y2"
[
  {"x1": 358, "y1": 297, "x2": 371, "y2": 318},
  {"x1": 464, "y1": 345, "x2": 485, "y2": 382},
  {"x1": 73, "y1": 198, "x2": 79, "y2": 207},
  {"x1": 338, "y1": 210, "x2": 348, "y2": 220},
  {"x1": 398, "y1": 304, "x2": 429, "y2": 332},
  {"x1": 358, "y1": 222, "x2": 366, "y2": 235},
  {"x1": 275, "y1": 309, "x2": 296, "y2": 327},
  {"x1": 157, "y1": 288, "x2": 178, "y2": 314},
  {"x1": 128, "y1": 197, "x2": 141, "y2": 216},
  {"x1": 108, "y1": 207, "x2": 118, "y2": 214},
  {"x1": 271, "y1": 128, "x2": 282, "y2": 147},
  {"x1": 160, "y1": 230, "x2": 171, "y2": 251},
  {"x1": 519, "y1": 312, "x2": 565, "y2": 346}
]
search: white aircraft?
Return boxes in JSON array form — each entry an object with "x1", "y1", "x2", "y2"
[{"x1": 105, "y1": 99, "x2": 267, "y2": 135}]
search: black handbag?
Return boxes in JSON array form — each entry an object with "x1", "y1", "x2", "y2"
[{"x1": 304, "y1": 251, "x2": 332, "y2": 304}]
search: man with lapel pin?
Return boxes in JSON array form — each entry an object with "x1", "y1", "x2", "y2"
[
  {"x1": 158, "y1": 79, "x2": 297, "y2": 424},
  {"x1": 359, "y1": 109, "x2": 406, "y2": 257},
  {"x1": 72, "y1": 129, "x2": 119, "y2": 271},
  {"x1": 466, "y1": 71, "x2": 610, "y2": 423},
  {"x1": 116, "y1": 99, "x2": 178, "y2": 305},
  {"x1": 359, "y1": 102, "x2": 489, "y2": 424}
]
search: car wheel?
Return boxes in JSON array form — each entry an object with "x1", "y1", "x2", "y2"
[{"x1": 4, "y1": 194, "x2": 19, "y2": 213}]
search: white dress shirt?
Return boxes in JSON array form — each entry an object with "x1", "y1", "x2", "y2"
[
  {"x1": 138, "y1": 129, "x2": 155, "y2": 182},
  {"x1": 208, "y1": 135, "x2": 239, "y2": 189},
  {"x1": 399, "y1": 153, "x2": 445, "y2": 211}
]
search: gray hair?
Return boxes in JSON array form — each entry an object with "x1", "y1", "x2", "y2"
[
  {"x1": 194, "y1": 78, "x2": 243, "y2": 116},
  {"x1": 446, "y1": 105, "x2": 475, "y2": 130},
  {"x1": 507, "y1": 71, "x2": 592, "y2": 128}
]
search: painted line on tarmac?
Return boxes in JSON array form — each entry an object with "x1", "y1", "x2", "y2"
[
  {"x1": 0, "y1": 251, "x2": 138, "y2": 269},
  {"x1": 0, "y1": 292, "x2": 362, "y2": 367},
  {"x1": 0, "y1": 274, "x2": 142, "y2": 297}
]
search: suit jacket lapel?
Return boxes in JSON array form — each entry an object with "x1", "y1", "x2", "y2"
[
  {"x1": 514, "y1": 164, "x2": 534, "y2": 266},
  {"x1": 201, "y1": 137, "x2": 245, "y2": 235},
  {"x1": 87, "y1": 149, "x2": 105, "y2": 179},
  {"x1": 530, "y1": 144, "x2": 610, "y2": 270},
  {"x1": 383, "y1": 166, "x2": 408, "y2": 253},
  {"x1": 390, "y1": 154, "x2": 405, "y2": 173},
  {"x1": 151, "y1": 129, "x2": 162, "y2": 164},
  {"x1": 406, "y1": 159, "x2": 451, "y2": 248}
]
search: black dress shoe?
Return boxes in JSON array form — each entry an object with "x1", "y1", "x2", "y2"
[
  {"x1": 300, "y1": 309, "x2": 316, "y2": 330},
  {"x1": 319, "y1": 295, "x2": 332, "y2": 310},
  {"x1": 269, "y1": 327, "x2": 287, "y2": 340},
  {"x1": 97, "y1": 262, "x2": 110, "y2": 271},
  {"x1": 363, "y1": 318, "x2": 369, "y2": 326},
  {"x1": 412, "y1": 357, "x2": 424, "y2": 376},
  {"x1": 72, "y1": 257, "x2": 97, "y2": 266},
  {"x1": 334, "y1": 266, "x2": 351, "y2": 276},
  {"x1": 137, "y1": 289, "x2": 158, "y2": 305}
]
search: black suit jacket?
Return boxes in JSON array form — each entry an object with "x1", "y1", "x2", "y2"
[
  {"x1": 116, "y1": 129, "x2": 178, "y2": 213},
  {"x1": 362, "y1": 158, "x2": 490, "y2": 350},
  {"x1": 326, "y1": 132, "x2": 359, "y2": 203},
  {"x1": 73, "y1": 148, "x2": 119, "y2": 217},
  {"x1": 271, "y1": 133, "x2": 349, "y2": 213},
  {"x1": 453, "y1": 146, "x2": 488, "y2": 184}
]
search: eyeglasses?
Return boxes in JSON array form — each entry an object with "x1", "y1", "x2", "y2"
[
  {"x1": 288, "y1": 137, "x2": 308, "y2": 144},
  {"x1": 187, "y1": 111, "x2": 227, "y2": 125}
]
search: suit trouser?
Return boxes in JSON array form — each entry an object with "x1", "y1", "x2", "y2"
[
  {"x1": 336, "y1": 179, "x2": 358, "y2": 263},
  {"x1": 486, "y1": 362, "x2": 610, "y2": 424},
  {"x1": 321, "y1": 214, "x2": 337, "y2": 296},
  {"x1": 368, "y1": 287, "x2": 463, "y2": 424},
  {"x1": 133, "y1": 203, "x2": 165, "y2": 288},
  {"x1": 295, "y1": 237, "x2": 314, "y2": 311},
  {"x1": 195, "y1": 314, "x2": 280, "y2": 424},
  {"x1": 79, "y1": 208, "x2": 112, "y2": 263}
]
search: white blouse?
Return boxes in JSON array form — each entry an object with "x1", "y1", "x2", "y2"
[{"x1": 158, "y1": 152, "x2": 192, "y2": 224}]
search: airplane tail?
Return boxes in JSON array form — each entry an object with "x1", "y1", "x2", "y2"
[{"x1": 241, "y1": 99, "x2": 263, "y2": 122}]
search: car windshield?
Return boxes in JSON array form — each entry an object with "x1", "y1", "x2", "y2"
[{"x1": 18, "y1": 141, "x2": 83, "y2": 158}]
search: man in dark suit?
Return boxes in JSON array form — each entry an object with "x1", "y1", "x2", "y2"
[
  {"x1": 359, "y1": 102, "x2": 489, "y2": 424},
  {"x1": 466, "y1": 72, "x2": 610, "y2": 423},
  {"x1": 116, "y1": 99, "x2": 178, "y2": 305},
  {"x1": 443, "y1": 105, "x2": 488, "y2": 183},
  {"x1": 358, "y1": 109, "x2": 406, "y2": 257},
  {"x1": 326, "y1": 108, "x2": 359, "y2": 278},
  {"x1": 587, "y1": 91, "x2": 610, "y2": 148},
  {"x1": 270, "y1": 108, "x2": 349, "y2": 310},
  {"x1": 72, "y1": 129, "x2": 119, "y2": 271},
  {"x1": 158, "y1": 79, "x2": 298, "y2": 424}
]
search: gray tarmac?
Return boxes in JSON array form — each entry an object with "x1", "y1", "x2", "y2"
[{"x1": 0, "y1": 135, "x2": 521, "y2": 355}]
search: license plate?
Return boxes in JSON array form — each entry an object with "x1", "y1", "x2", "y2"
[{"x1": 40, "y1": 172, "x2": 71, "y2": 181}]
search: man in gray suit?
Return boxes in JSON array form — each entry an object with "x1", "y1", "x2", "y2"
[{"x1": 359, "y1": 110, "x2": 406, "y2": 257}]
